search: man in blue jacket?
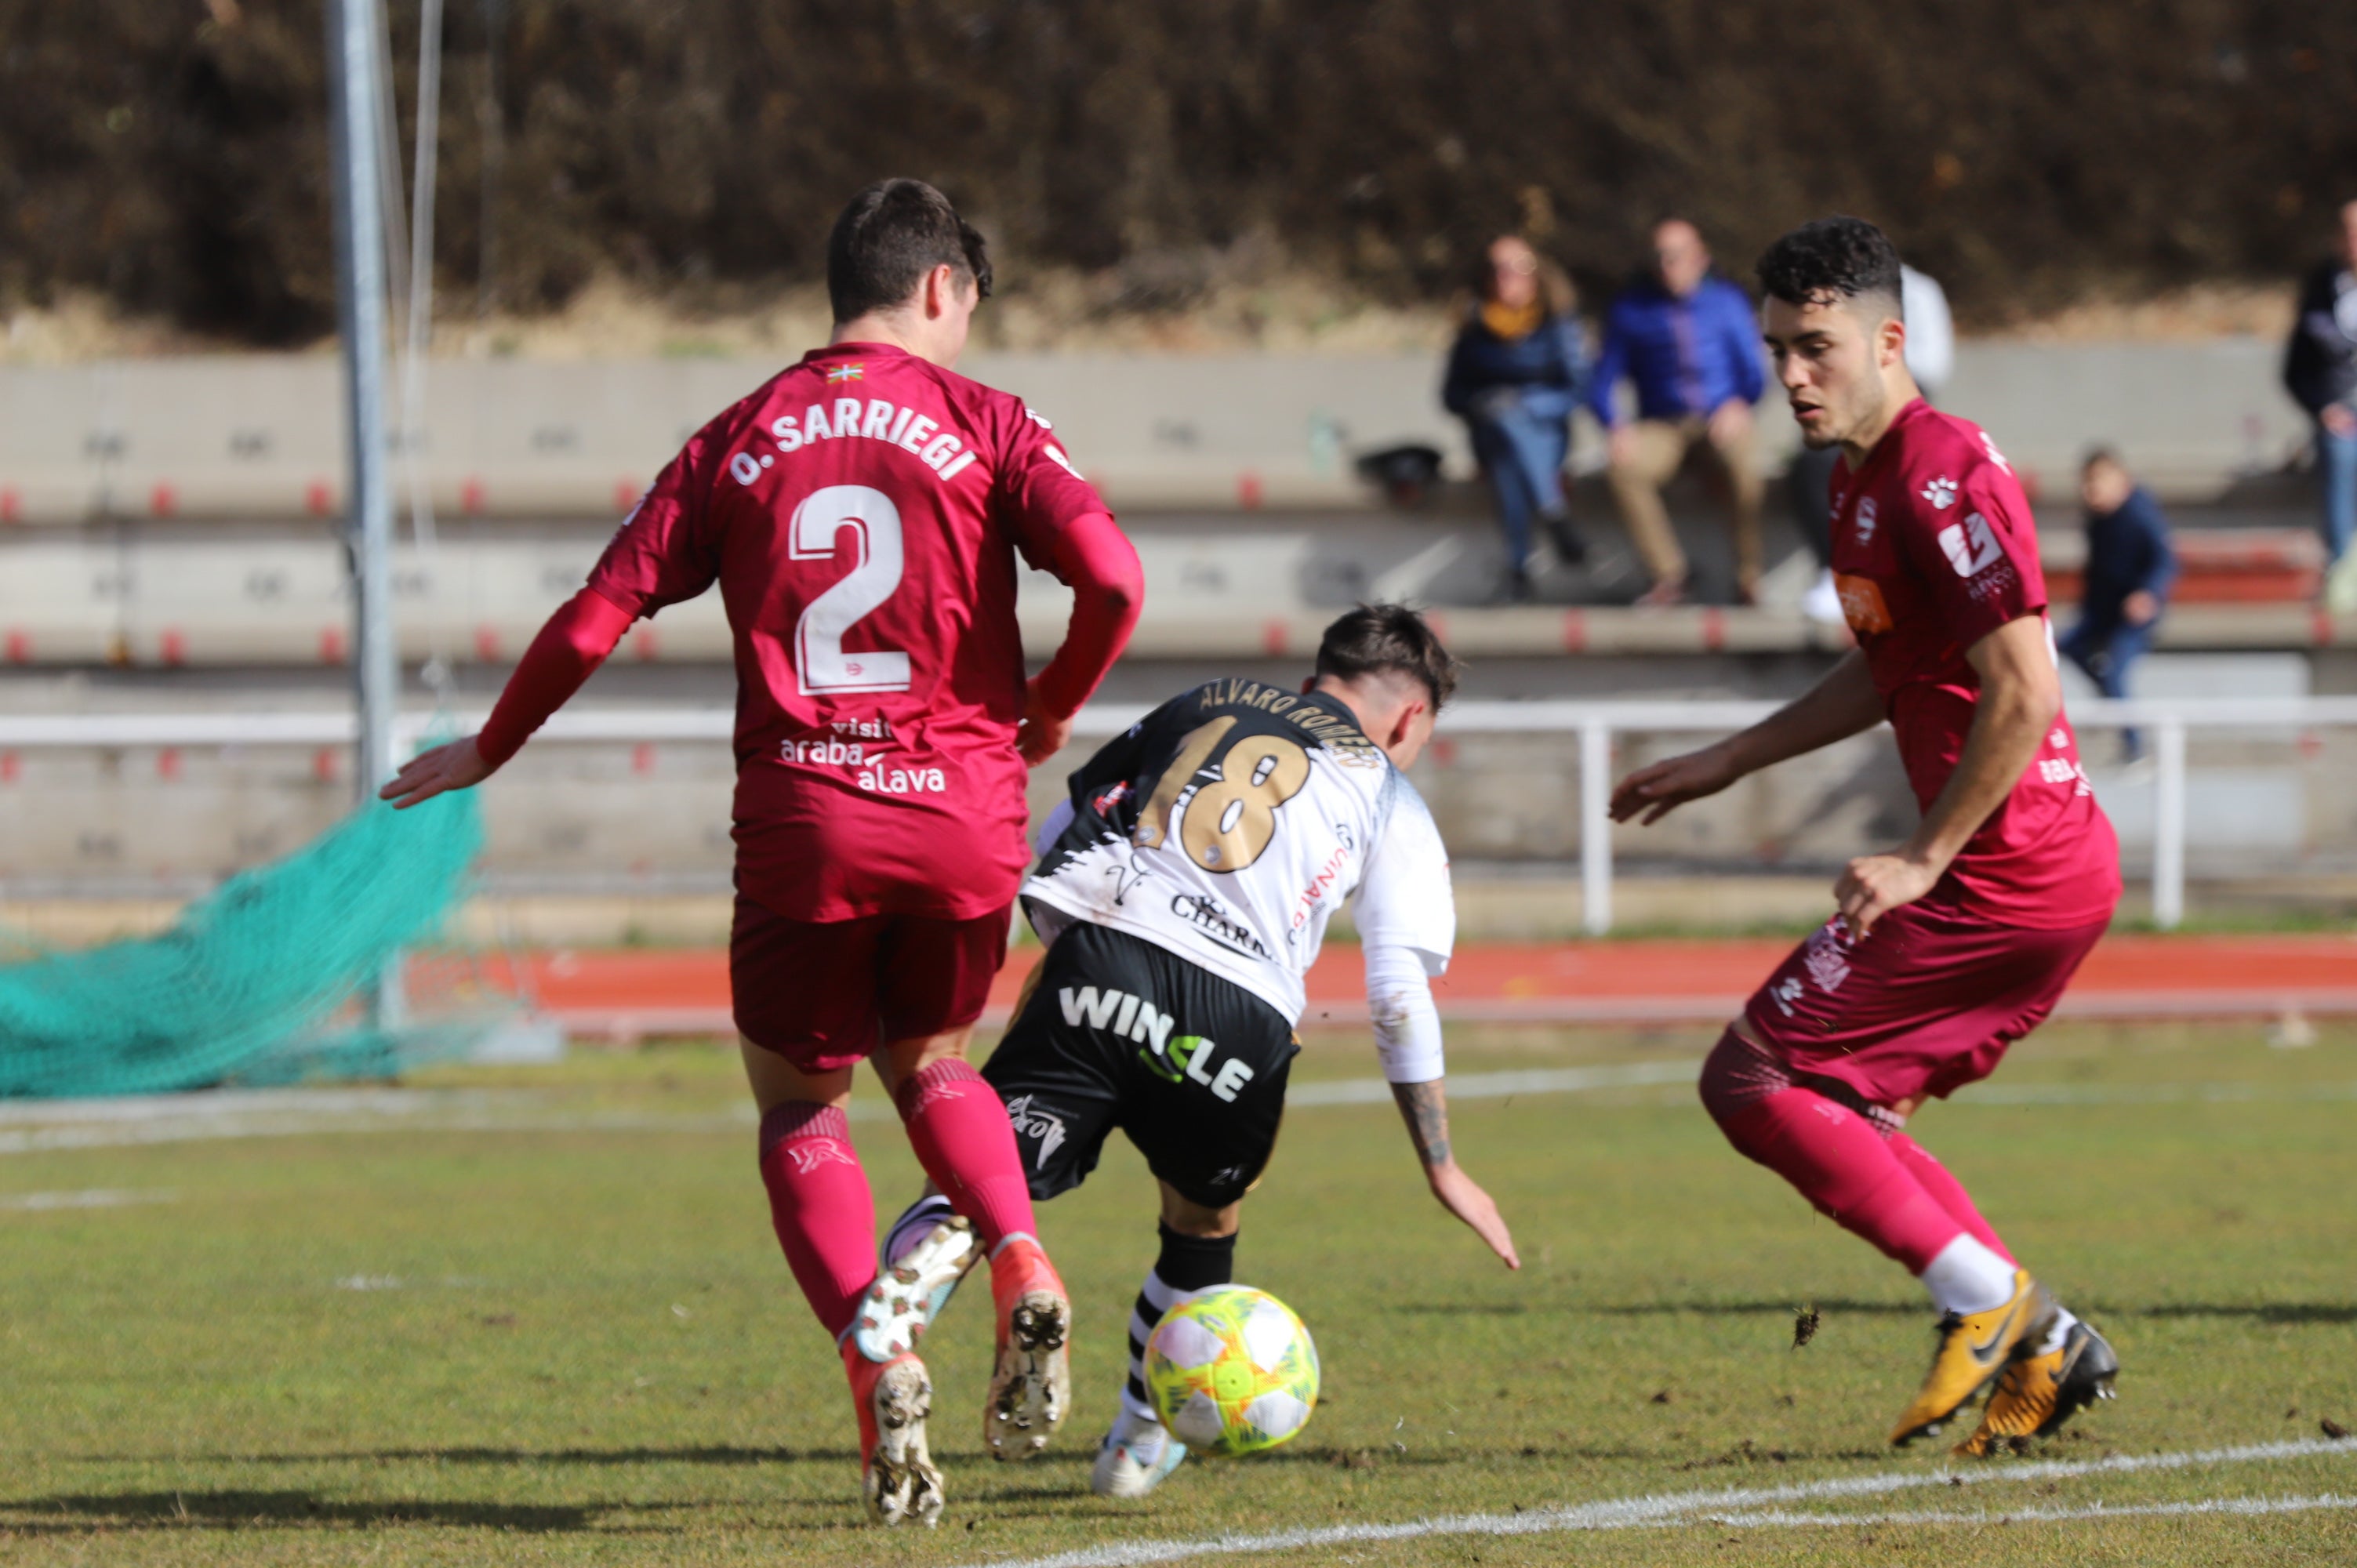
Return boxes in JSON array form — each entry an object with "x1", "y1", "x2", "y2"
[
  {"x1": 1442, "y1": 235, "x2": 1591, "y2": 601},
  {"x1": 1589, "y1": 219, "x2": 1767, "y2": 604},
  {"x1": 2061, "y1": 448, "x2": 2177, "y2": 762}
]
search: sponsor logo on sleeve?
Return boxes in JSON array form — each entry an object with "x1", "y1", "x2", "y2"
[
  {"x1": 1980, "y1": 430, "x2": 2013, "y2": 472},
  {"x1": 1938, "y1": 511, "x2": 2007, "y2": 577}
]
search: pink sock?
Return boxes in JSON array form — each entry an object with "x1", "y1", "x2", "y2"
[
  {"x1": 757, "y1": 1102, "x2": 877, "y2": 1339},
  {"x1": 1889, "y1": 1132, "x2": 2014, "y2": 1263},
  {"x1": 1715, "y1": 1087, "x2": 1964, "y2": 1273},
  {"x1": 895, "y1": 1058, "x2": 1037, "y2": 1250}
]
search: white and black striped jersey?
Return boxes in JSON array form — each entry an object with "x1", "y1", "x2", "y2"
[{"x1": 1022, "y1": 677, "x2": 1455, "y2": 1037}]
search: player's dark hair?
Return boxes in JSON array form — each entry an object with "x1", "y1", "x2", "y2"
[
  {"x1": 1756, "y1": 216, "x2": 1905, "y2": 321},
  {"x1": 826, "y1": 179, "x2": 993, "y2": 323},
  {"x1": 1314, "y1": 604, "x2": 1460, "y2": 711},
  {"x1": 2081, "y1": 445, "x2": 2126, "y2": 475}
]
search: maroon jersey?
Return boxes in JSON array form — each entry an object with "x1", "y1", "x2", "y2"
[
  {"x1": 1829, "y1": 398, "x2": 2120, "y2": 929},
  {"x1": 587, "y1": 342, "x2": 1109, "y2": 921}
]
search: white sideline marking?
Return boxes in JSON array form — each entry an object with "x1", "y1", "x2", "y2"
[
  {"x1": 1705, "y1": 1493, "x2": 2357, "y2": 1529},
  {"x1": 0, "y1": 1188, "x2": 174, "y2": 1210},
  {"x1": 949, "y1": 1438, "x2": 2357, "y2": 1568},
  {"x1": 2, "y1": 1068, "x2": 2354, "y2": 1155},
  {"x1": 1286, "y1": 1061, "x2": 1701, "y2": 1106}
]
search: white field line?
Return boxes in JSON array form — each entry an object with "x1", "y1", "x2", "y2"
[
  {"x1": 0, "y1": 1187, "x2": 174, "y2": 1210},
  {"x1": 1704, "y1": 1492, "x2": 2357, "y2": 1529},
  {"x1": 1286, "y1": 1061, "x2": 1701, "y2": 1106},
  {"x1": 4, "y1": 1065, "x2": 2356, "y2": 1152},
  {"x1": 948, "y1": 1437, "x2": 2357, "y2": 1568}
]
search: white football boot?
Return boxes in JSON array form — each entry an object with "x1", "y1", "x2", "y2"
[
  {"x1": 852, "y1": 1210, "x2": 979, "y2": 1363},
  {"x1": 1091, "y1": 1402, "x2": 1189, "y2": 1498}
]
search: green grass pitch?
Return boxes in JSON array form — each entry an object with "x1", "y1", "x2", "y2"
[{"x1": 0, "y1": 1019, "x2": 2352, "y2": 1564}]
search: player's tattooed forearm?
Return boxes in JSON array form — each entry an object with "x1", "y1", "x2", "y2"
[{"x1": 1390, "y1": 1080, "x2": 1451, "y2": 1168}]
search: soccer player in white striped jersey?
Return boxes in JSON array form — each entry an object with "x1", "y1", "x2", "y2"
[{"x1": 863, "y1": 604, "x2": 1519, "y2": 1497}]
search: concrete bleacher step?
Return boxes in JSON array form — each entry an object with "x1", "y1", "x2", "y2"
[
  {"x1": 0, "y1": 339, "x2": 2331, "y2": 525},
  {"x1": 2043, "y1": 527, "x2": 2326, "y2": 604}
]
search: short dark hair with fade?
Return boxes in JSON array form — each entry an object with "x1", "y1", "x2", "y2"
[
  {"x1": 1314, "y1": 604, "x2": 1461, "y2": 710},
  {"x1": 1756, "y1": 216, "x2": 1904, "y2": 320},
  {"x1": 826, "y1": 179, "x2": 993, "y2": 323}
]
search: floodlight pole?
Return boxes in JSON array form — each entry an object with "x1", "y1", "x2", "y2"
[{"x1": 329, "y1": 0, "x2": 405, "y2": 1025}]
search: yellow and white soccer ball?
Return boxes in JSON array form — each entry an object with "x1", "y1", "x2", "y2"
[{"x1": 1142, "y1": 1285, "x2": 1320, "y2": 1457}]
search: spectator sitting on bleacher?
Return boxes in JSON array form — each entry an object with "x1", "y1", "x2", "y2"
[
  {"x1": 1442, "y1": 235, "x2": 1591, "y2": 603},
  {"x1": 2283, "y1": 198, "x2": 2357, "y2": 609},
  {"x1": 1588, "y1": 219, "x2": 1767, "y2": 606},
  {"x1": 2061, "y1": 448, "x2": 2176, "y2": 764}
]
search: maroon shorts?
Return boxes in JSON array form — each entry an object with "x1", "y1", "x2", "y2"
[
  {"x1": 731, "y1": 895, "x2": 1012, "y2": 1073},
  {"x1": 1741, "y1": 895, "x2": 2110, "y2": 1108}
]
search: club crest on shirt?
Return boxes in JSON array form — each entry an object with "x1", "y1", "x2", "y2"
[
  {"x1": 1921, "y1": 476, "x2": 1959, "y2": 510},
  {"x1": 1853, "y1": 496, "x2": 1879, "y2": 545}
]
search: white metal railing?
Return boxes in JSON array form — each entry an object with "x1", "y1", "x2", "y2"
[{"x1": 3, "y1": 696, "x2": 2354, "y2": 933}]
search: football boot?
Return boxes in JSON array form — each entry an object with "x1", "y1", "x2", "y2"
[
  {"x1": 852, "y1": 1210, "x2": 979, "y2": 1362},
  {"x1": 1890, "y1": 1269, "x2": 2055, "y2": 1446},
  {"x1": 1954, "y1": 1318, "x2": 2119, "y2": 1457},
  {"x1": 844, "y1": 1340, "x2": 942, "y2": 1527},
  {"x1": 982, "y1": 1232, "x2": 1071, "y2": 1460},
  {"x1": 1091, "y1": 1403, "x2": 1189, "y2": 1498}
]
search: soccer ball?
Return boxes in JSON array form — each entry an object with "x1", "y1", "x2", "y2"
[{"x1": 1142, "y1": 1285, "x2": 1320, "y2": 1457}]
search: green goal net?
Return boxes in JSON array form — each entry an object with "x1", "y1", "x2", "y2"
[{"x1": 0, "y1": 791, "x2": 494, "y2": 1098}]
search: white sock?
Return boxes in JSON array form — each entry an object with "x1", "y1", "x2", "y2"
[
  {"x1": 2033, "y1": 1306, "x2": 2079, "y2": 1356},
  {"x1": 1917, "y1": 1234, "x2": 2017, "y2": 1316}
]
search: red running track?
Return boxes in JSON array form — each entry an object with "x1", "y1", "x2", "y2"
[{"x1": 498, "y1": 934, "x2": 2357, "y2": 1040}]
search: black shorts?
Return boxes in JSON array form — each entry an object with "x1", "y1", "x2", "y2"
[{"x1": 980, "y1": 921, "x2": 1298, "y2": 1210}]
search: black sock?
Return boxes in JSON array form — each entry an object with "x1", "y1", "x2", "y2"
[{"x1": 1124, "y1": 1223, "x2": 1236, "y2": 1417}]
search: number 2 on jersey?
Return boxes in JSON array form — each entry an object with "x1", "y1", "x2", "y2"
[
  {"x1": 1135, "y1": 716, "x2": 1312, "y2": 873},
  {"x1": 789, "y1": 484, "x2": 912, "y2": 695}
]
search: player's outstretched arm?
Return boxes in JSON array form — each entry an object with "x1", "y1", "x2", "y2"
[
  {"x1": 379, "y1": 587, "x2": 635, "y2": 810},
  {"x1": 1020, "y1": 512, "x2": 1142, "y2": 768},
  {"x1": 1611, "y1": 648, "x2": 1882, "y2": 825},
  {"x1": 1389, "y1": 1079, "x2": 1520, "y2": 1270}
]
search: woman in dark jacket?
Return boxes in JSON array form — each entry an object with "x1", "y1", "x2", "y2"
[{"x1": 1443, "y1": 236, "x2": 1590, "y2": 601}]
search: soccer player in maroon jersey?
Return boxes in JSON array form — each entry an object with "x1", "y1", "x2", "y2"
[
  {"x1": 381, "y1": 179, "x2": 1143, "y2": 1523},
  {"x1": 1611, "y1": 217, "x2": 2120, "y2": 1456}
]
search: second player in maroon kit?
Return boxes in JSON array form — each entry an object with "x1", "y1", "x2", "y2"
[
  {"x1": 1613, "y1": 217, "x2": 2121, "y2": 1456},
  {"x1": 381, "y1": 180, "x2": 1143, "y2": 1526}
]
